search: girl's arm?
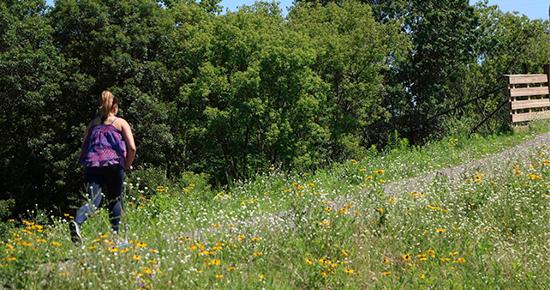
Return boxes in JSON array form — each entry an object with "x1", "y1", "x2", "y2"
[{"x1": 120, "y1": 119, "x2": 136, "y2": 170}]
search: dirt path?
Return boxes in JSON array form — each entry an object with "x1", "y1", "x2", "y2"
[
  {"x1": 189, "y1": 132, "x2": 550, "y2": 238},
  {"x1": 380, "y1": 132, "x2": 550, "y2": 197}
]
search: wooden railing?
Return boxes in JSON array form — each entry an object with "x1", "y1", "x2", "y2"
[{"x1": 505, "y1": 64, "x2": 550, "y2": 123}]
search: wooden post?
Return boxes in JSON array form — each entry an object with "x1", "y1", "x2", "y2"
[{"x1": 545, "y1": 64, "x2": 550, "y2": 95}]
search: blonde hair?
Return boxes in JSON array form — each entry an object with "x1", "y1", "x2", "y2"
[{"x1": 99, "y1": 90, "x2": 117, "y2": 121}]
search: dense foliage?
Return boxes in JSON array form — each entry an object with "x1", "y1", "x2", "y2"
[{"x1": 0, "y1": 0, "x2": 549, "y2": 216}]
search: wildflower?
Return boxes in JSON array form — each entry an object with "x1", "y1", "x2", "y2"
[
  {"x1": 258, "y1": 274, "x2": 265, "y2": 281},
  {"x1": 472, "y1": 172, "x2": 484, "y2": 183},
  {"x1": 382, "y1": 271, "x2": 392, "y2": 276},
  {"x1": 454, "y1": 257, "x2": 466, "y2": 264},
  {"x1": 149, "y1": 249, "x2": 159, "y2": 254},
  {"x1": 410, "y1": 191, "x2": 425, "y2": 199},
  {"x1": 528, "y1": 173, "x2": 542, "y2": 181},
  {"x1": 383, "y1": 256, "x2": 391, "y2": 264},
  {"x1": 4, "y1": 256, "x2": 16, "y2": 262},
  {"x1": 513, "y1": 165, "x2": 523, "y2": 176},
  {"x1": 136, "y1": 241, "x2": 147, "y2": 248},
  {"x1": 18, "y1": 241, "x2": 32, "y2": 247},
  {"x1": 350, "y1": 159, "x2": 358, "y2": 164},
  {"x1": 427, "y1": 249, "x2": 436, "y2": 258},
  {"x1": 156, "y1": 186, "x2": 166, "y2": 193},
  {"x1": 305, "y1": 258, "x2": 314, "y2": 265},
  {"x1": 366, "y1": 175, "x2": 373, "y2": 180},
  {"x1": 208, "y1": 259, "x2": 221, "y2": 266},
  {"x1": 251, "y1": 236, "x2": 262, "y2": 242},
  {"x1": 215, "y1": 274, "x2": 224, "y2": 280},
  {"x1": 227, "y1": 266, "x2": 237, "y2": 272},
  {"x1": 341, "y1": 250, "x2": 349, "y2": 257},
  {"x1": 36, "y1": 238, "x2": 47, "y2": 244},
  {"x1": 324, "y1": 206, "x2": 333, "y2": 213},
  {"x1": 337, "y1": 207, "x2": 348, "y2": 215},
  {"x1": 436, "y1": 228, "x2": 446, "y2": 233},
  {"x1": 440, "y1": 257, "x2": 452, "y2": 262},
  {"x1": 141, "y1": 267, "x2": 153, "y2": 275},
  {"x1": 237, "y1": 235, "x2": 245, "y2": 242},
  {"x1": 375, "y1": 169, "x2": 385, "y2": 175},
  {"x1": 320, "y1": 271, "x2": 329, "y2": 277},
  {"x1": 108, "y1": 247, "x2": 119, "y2": 253},
  {"x1": 344, "y1": 268, "x2": 355, "y2": 274},
  {"x1": 417, "y1": 254, "x2": 427, "y2": 261},
  {"x1": 252, "y1": 251, "x2": 263, "y2": 257},
  {"x1": 212, "y1": 223, "x2": 221, "y2": 228},
  {"x1": 402, "y1": 254, "x2": 412, "y2": 262},
  {"x1": 449, "y1": 251, "x2": 459, "y2": 256},
  {"x1": 319, "y1": 219, "x2": 331, "y2": 226},
  {"x1": 419, "y1": 272, "x2": 426, "y2": 279},
  {"x1": 377, "y1": 207, "x2": 385, "y2": 215},
  {"x1": 89, "y1": 245, "x2": 97, "y2": 251},
  {"x1": 388, "y1": 196, "x2": 397, "y2": 205}
]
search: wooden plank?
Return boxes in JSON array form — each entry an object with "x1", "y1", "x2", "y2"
[
  {"x1": 510, "y1": 86, "x2": 549, "y2": 97},
  {"x1": 511, "y1": 98, "x2": 550, "y2": 110},
  {"x1": 505, "y1": 74, "x2": 548, "y2": 84},
  {"x1": 512, "y1": 110, "x2": 550, "y2": 123}
]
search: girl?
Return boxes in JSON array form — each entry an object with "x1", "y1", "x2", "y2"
[{"x1": 70, "y1": 90, "x2": 136, "y2": 243}]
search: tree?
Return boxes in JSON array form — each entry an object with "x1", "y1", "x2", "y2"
[{"x1": 0, "y1": 0, "x2": 68, "y2": 214}]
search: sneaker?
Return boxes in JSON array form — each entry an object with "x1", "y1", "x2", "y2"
[{"x1": 69, "y1": 221, "x2": 82, "y2": 244}]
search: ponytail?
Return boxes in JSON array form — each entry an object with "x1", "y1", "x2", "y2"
[{"x1": 99, "y1": 90, "x2": 117, "y2": 121}]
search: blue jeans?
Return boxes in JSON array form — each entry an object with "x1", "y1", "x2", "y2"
[{"x1": 75, "y1": 165, "x2": 125, "y2": 232}]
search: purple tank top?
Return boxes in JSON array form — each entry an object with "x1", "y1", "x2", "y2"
[{"x1": 79, "y1": 119, "x2": 127, "y2": 168}]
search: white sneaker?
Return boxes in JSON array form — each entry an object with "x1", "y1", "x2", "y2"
[{"x1": 69, "y1": 221, "x2": 82, "y2": 244}]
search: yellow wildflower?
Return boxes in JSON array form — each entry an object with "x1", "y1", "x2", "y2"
[
  {"x1": 427, "y1": 249, "x2": 436, "y2": 258},
  {"x1": 305, "y1": 258, "x2": 314, "y2": 265},
  {"x1": 251, "y1": 236, "x2": 262, "y2": 242},
  {"x1": 344, "y1": 268, "x2": 355, "y2": 274},
  {"x1": 436, "y1": 228, "x2": 446, "y2": 233},
  {"x1": 136, "y1": 241, "x2": 147, "y2": 248},
  {"x1": 383, "y1": 256, "x2": 391, "y2": 264},
  {"x1": 528, "y1": 173, "x2": 542, "y2": 181},
  {"x1": 258, "y1": 274, "x2": 265, "y2": 281},
  {"x1": 382, "y1": 271, "x2": 392, "y2": 276},
  {"x1": 388, "y1": 196, "x2": 397, "y2": 205},
  {"x1": 252, "y1": 251, "x2": 263, "y2": 257},
  {"x1": 133, "y1": 255, "x2": 141, "y2": 261},
  {"x1": 237, "y1": 235, "x2": 245, "y2": 242},
  {"x1": 454, "y1": 257, "x2": 466, "y2": 264},
  {"x1": 215, "y1": 274, "x2": 224, "y2": 280},
  {"x1": 319, "y1": 219, "x2": 331, "y2": 226},
  {"x1": 341, "y1": 250, "x2": 349, "y2": 257},
  {"x1": 402, "y1": 254, "x2": 412, "y2": 262}
]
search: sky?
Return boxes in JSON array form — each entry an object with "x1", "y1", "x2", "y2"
[{"x1": 44, "y1": 0, "x2": 549, "y2": 20}]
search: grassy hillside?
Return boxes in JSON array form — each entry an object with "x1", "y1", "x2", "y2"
[{"x1": 1, "y1": 121, "x2": 549, "y2": 288}]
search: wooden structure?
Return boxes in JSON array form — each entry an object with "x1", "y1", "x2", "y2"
[{"x1": 505, "y1": 64, "x2": 550, "y2": 123}]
